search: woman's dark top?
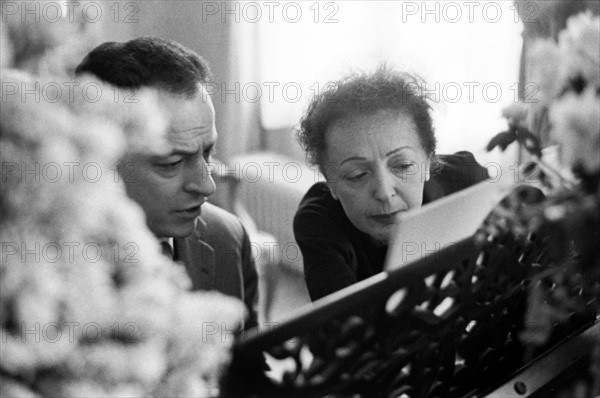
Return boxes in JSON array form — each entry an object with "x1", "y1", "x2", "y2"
[{"x1": 293, "y1": 151, "x2": 489, "y2": 301}]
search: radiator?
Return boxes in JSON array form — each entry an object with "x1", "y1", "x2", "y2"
[{"x1": 228, "y1": 152, "x2": 323, "y2": 273}]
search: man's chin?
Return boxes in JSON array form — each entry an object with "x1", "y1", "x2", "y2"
[
  {"x1": 150, "y1": 221, "x2": 196, "y2": 239},
  {"x1": 171, "y1": 229, "x2": 195, "y2": 239}
]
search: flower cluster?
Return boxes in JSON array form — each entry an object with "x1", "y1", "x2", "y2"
[
  {"x1": 0, "y1": 0, "x2": 103, "y2": 75},
  {"x1": 527, "y1": 11, "x2": 600, "y2": 173},
  {"x1": 487, "y1": 9, "x2": 600, "y2": 397},
  {"x1": 0, "y1": 7, "x2": 245, "y2": 398}
]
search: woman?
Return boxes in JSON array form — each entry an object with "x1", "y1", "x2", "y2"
[{"x1": 294, "y1": 67, "x2": 489, "y2": 301}]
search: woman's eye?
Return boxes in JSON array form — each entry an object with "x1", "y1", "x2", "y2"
[
  {"x1": 346, "y1": 171, "x2": 368, "y2": 181},
  {"x1": 391, "y1": 161, "x2": 415, "y2": 172}
]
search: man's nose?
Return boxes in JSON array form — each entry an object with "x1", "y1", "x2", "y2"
[
  {"x1": 372, "y1": 168, "x2": 396, "y2": 202},
  {"x1": 183, "y1": 158, "x2": 216, "y2": 197}
]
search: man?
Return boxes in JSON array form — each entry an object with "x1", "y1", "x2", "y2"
[{"x1": 75, "y1": 37, "x2": 258, "y2": 330}]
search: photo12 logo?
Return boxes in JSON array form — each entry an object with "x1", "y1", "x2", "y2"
[
  {"x1": 1, "y1": 80, "x2": 139, "y2": 104},
  {"x1": 1, "y1": 241, "x2": 139, "y2": 265},
  {"x1": 200, "y1": 1, "x2": 339, "y2": 23},
  {"x1": 2, "y1": 322, "x2": 140, "y2": 344},
  {"x1": 202, "y1": 321, "x2": 279, "y2": 343},
  {"x1": 399, "y1": 1, "x2": 538, "y2": 24},
  {"x1": 1, "y1": 1, "x2": 139, "y2": 24},
  {"x1": 1, "y1": 161, "x2": 142, "y2": 185}
]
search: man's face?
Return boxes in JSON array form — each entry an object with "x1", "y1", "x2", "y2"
[{"x1": 121, "y1": 84, "x2": 217, "y2": 238}]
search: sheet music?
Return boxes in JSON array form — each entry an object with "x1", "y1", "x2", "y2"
[{"x1": 384, "y1": 177, "x2": 516, "y2": 271}]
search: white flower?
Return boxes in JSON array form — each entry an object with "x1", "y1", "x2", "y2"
[
  {"x1": 0, "y1": 376, "x2": 39, "y2": 398},
  {"x1": 558, "y1": 11, "x2": 600, "y2": 90},
  {"x1": 69, "y1": 340, "x2": 167, "y2": 387},
  {"x1": 528, "y1": 39, "x2": 563, "y2": 104},
  {"x1": 72, "y1": 78, "x2": 170, "y2": 156},
  {"x1": 117, "y1": 278, "x2": 180, "y2": 340},
  {"x1": 164, "y1": 293, "x2": 246, "y2": 391},
  {"x1": 528, "y1": 12, "x2": 600, "y2": 102},
  {"x1": 152, "y1": 368, "x2": 214, "y2": 398},
  {"x1": 2, "y1": 18, "x2": 245, "y2": 395},
  {"x1": 550, "y1": 87, "x2": 600, "y2": 173},
  {"x1": 502, "y1": 103, "x2": 529, "y2": 129},
  {"x1": 524, "y1": 11, "x2": 600, "y2": 172}
]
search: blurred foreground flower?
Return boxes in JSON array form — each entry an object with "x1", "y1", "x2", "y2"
[
  {"x1": 0, "y1": 29, "x2": 245, "y2": 398},
  {"x1": 526, "y1": 11, "x2": 600, "y2": 173},
  {"x1": 486, "y1": 9, "x2": 600, "y2": 396},
  {"x1": 1, "y1": 5, "x2": 246, "y2": 396},
  {"x1": 0, "y1": 68, "x2": 246, "y2": 398}
]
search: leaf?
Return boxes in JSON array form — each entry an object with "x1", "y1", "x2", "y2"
[
  {"x1": 486, "y1": 130, "x2": 517, "y2": 152},
  {"x1": 514, "y1": 125, "x2": 543, "y2": 158}
]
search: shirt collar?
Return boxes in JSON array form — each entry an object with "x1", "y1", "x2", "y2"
[{"x1": 159, "y1": 237, "x2": 174, "y2": 247}]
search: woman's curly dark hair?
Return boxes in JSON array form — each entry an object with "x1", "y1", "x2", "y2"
[{"x1": 297, "y1": 66, "x2": 437, "y2": 175}]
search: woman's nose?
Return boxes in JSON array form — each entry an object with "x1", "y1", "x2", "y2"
[
  {"x1": 183, "y1": 159, "x2": 216, "y2": 197},
  {"x1": 372, "y1": 169, "x2": 396, "y2": 202}
]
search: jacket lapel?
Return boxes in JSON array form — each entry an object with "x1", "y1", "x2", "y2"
[{"x1": 174, "y1": 217, "x2": 216, "y2": 291}]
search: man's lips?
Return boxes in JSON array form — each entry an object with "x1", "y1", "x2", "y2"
[{"x1": 174, "y1": 204, "x2": 202, "y2": 218}]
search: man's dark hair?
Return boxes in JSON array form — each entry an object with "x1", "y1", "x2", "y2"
[
  {"x1": 297, "y1": 65, "x2": 437, "y2": 176},
  {"x1": 75, "y1": 37, "x2": 210, "y2": 96}
]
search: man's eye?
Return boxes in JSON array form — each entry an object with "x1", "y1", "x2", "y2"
[
  {"x1": 158, "y1": 160, "x2": 182, "y2": 169},
  {"x1": 203, "y1": 148, "x2": 213, "y2": 161}
]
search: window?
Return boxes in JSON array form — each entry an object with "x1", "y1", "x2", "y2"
[{"x1": 257, "y1": 1, "x2": 523, "y2": 161}]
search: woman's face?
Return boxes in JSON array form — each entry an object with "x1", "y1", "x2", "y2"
[{"x1": 324, "y1": 110, "x2": 431, "y2": 243}]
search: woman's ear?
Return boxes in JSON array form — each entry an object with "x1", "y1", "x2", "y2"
[
  {"x1": 326, "y1": 180, "x2": 340, "y2": 201},
  {"x1": 425, "y1": 154, "x2": 433, "y2": 182},
  {"x1": 323, "y1": 161, "x2": 341, "y2": 200}
]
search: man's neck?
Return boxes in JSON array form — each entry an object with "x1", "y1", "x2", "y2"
[
  {"x1": 158, "y1": 236, "x2": 174, "y2": 246},
  {"x1": 158, "y1": 237, "x2": 175, "y2": 260}
]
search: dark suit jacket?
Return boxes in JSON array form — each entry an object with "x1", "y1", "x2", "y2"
[
  {"x1": 294, "y1": 151, "x2": 489, "y2": 301},
  {"x1": 174, "y1": 203, "x2": 259, "y2": 330}
]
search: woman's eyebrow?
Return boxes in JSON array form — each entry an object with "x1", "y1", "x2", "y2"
[
  {"x1": 386, "y1": 146, "x2": 414, "y2": 157},
  {"x1": 340, "y1": 156, "x2": 366, "y2": 166},
  {"x1": 340, "y1": 146, "x2": 416, "y2": 166}
]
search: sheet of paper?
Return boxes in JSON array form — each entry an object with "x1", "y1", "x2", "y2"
[{"x1": 384, "y1": 177, "x2": 516, "y2": 271}]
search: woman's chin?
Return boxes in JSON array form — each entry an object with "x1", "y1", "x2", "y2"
[{"x1": 367, "y1": 227, "x2": 396, "y2": 246}]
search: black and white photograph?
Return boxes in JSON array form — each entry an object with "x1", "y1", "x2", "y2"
[{"x1": 1, "y1": 1, "x2": 599, "y2": 397}]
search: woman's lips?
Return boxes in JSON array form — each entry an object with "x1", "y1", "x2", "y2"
[{"x1": 369, "y1": 210, "x2": 405, "y2": 224}]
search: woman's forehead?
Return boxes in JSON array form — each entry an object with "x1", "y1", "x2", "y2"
[{"x1": 325, "y1": 111, "x2": 421, "y2": 153}]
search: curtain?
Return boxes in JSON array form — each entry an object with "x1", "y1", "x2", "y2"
[
  {"x1": 132, "y1": 0, "x2": 262, "y2": 161},
  {"x1": 257, "y1": 1, "x2": 524, "y2": 165},
  {"x1": 122, "y1": 1, "x2": 527, "y2": 165}
]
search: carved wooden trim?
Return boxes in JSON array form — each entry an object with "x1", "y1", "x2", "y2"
[{"x1": 223, "y1": 224, "x2": 596, "y2": 398}]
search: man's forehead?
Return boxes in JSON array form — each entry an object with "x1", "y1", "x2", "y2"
[
  {"x1": 168, "y1": 125, "x2": 214, "y2": 140},
  {"x1": 160, "y1": 84, "x2": 216, "y2": 145},
  {"x1": 168, "y1": 129, "x2": 217, "y2": 151}
]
